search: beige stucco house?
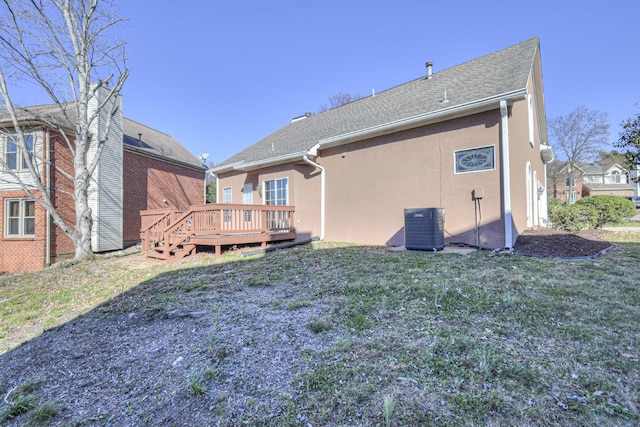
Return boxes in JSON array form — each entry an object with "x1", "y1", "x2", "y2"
[{"x1": 211, "y1": 38, "x2": 553, "y2": 249}]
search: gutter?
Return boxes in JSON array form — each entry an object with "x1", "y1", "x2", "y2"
[
  {"x1": 123, "y1": 145, "x2": 205, "y2": 172},
  {"x1": 302, "y1": 152, "x2": 325, "y2": 240},
  {"x1": 212, "y1": 89, "x2": 528, "y2": 174},
  {"x1": 500, "y1": 100, "x2": 513, "y2": 249},
  {"x1": 318, "y1": 88, "x2": 528, "y2": 150},
  {"x1": 212, "y1": 151, "x2": 310, "y2": 174}
]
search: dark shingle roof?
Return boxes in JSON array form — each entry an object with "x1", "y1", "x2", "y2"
[
  {"x1": 122, "y1": 118, "x2": 202, "y2": 168},
  {"x1": 0, "y1": 103, "x2": 203, "y2": 169},
  {"x1": 216, "y1": 37, "x2": 540, "y2": 169}
]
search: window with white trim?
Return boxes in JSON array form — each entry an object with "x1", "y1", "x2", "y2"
[
  {"x1": 263, "y1": 178, "x2": 289, "y2": 229},
  {"x1": 611, "y1": 170, "x2": 621, "y2": 184},
  {"x1": 242, "y1": 184, "x2": 253, "y2": 222},
  {"x1": 5, "y1": 198, "x2": 35, "y2": 237},
  {"x1": 264, "y1": 177, "x2": 288, "y2": 205},
  {"x1": 223, "y1": 187, "x2": 232, "y2": 203},
  {"x1": 222, "y1": 186, "x2": 232, "y2": 222},
  {"x1": 454, "y1": 146, "x2": 495, "y2": 174},
  {"x1": 528, "y1": 94, "x2": 535, "y2": 146},
  {"x1": 6, "y1": 134, "x2": 34, "y2": 171}
]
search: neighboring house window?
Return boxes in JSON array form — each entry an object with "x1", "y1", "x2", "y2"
[
  {"x1": 242, "y1": 184, "x2": 253, "y2": 222},
  {"x1": 583, "y1": 175, "x2": 601, "y2": 184},
  {"x1": 565, "y1": 176, "x2": 575, "y2": 187},
  {"x1": 611, "y1": 170, "x2": 621, "y2": 184},
  {"x1": 566, "y1": 190, "x2": 576, "y2": 205},
  {"x1": 5, "y1": 198, "x2": 35, "y2": 237},
  {"x1": 6, "y1": 134, "x2": 34, "y2": 171},
  {"x1": 454, "y1": 146, "x2": 495, "y2": 174},
  {"x1": 264, "y1": 178, "x2": 288, "y2": 205},
  {"x1": 222, "y1": 187, "x2": 232, "y2": 223}
]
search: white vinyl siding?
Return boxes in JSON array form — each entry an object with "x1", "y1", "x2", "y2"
[
  {"x1": 5, "y1": 134, "x2": 33, "y2": 171},
  {"x1": 0, "y1": 132, "x2": 40, "y2": 191},
  {"x1": 88, "y1": 85, "x2": 123, "y2": 252}
]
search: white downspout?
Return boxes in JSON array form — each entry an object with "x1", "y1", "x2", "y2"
[
  {"x1": 215, "y1": 174, "x2": 220, "y2": 204},
  {"x1": 500, "y1": 100, "x2": 513, "y2": 248},
  {"x1": 207, "y1": 171, "x2": 217, "y2": 204},
  {"x1": 45, "y1": 129, "x2": 51, "y2": 267},
  {"x1": 302, "y1": 155, "x2": 325, "y2": 240}
]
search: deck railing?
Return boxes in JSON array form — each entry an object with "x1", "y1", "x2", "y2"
[{"x1": 140, "y1": 204, "x2": 295, "y2": 260}]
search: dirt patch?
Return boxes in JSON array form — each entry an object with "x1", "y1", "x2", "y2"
[
  {"x1": 0, "y1": 234, "x2": 627, "y2": 425},
  {"x1": 514, "y1": 228, "x2": 614, "y2": 258}
]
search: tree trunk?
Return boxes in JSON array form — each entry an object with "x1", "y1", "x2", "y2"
[{"x1": 73, "y1": 140, "x2": 93, "y2": 259}]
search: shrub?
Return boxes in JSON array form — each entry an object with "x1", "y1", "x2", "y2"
[
  {"x1": 574, "y1": 195, "x2": 636, "y2": 228},
  {"x1": 549, "y1": 204, "x2": 598, "y2": 233},
  {"x1": 547, "y1": 198, "x2": 563, "y2": 209}
]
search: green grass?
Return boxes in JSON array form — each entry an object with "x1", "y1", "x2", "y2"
[
  {"x1": 1, "y1": 236, "x2": 640, "y2": 425},
  {"x1": 0, "y1": 381, "x2": 56, "y2": 425}
]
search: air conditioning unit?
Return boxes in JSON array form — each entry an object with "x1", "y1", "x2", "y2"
[{"x1": 404, "y1": 208, "x2": 445, "y2": 251}]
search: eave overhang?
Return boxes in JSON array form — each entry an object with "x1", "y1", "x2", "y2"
[
  {"x1": 124, "y1": 144, "x2": 206, "y2": 172},
  {"x1": 210, "y1": 151, "x2": 312, "y2": 174},
  {"x1": 318, "y1": 88, "x2": 528, "y2": 150},
  {"x1": 213, "y1": 88, "x2": 528, "y2": 174}
]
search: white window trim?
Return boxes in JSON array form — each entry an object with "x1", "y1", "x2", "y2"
[
  {"x1": 242, "y1": 184, "x2": 253, "y2": 222},
  {"x1": 4, "y1": 198, "x2": 36, "y2": 238},
  {"x1": 242, "y1": 184, "x2": 253, "y2": 204},
  {"x1": 222, "y1": 186, "x2": 232, "y2": 204},
  {"x1": 453, "y1": 145, "x2": 496, "y2": 175},
  {"x1": 527, "y1": 94, "x2": 535, "y2": 147},
  {"x1": 262, "y1": 177, "x2": 289, "y2": 205},
  {"x1": 4, "y1": 133, "x2": 35, "y2": 171}
]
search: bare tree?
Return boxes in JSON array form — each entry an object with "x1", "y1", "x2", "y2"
[
  {"x1": 548, "y1": 105, "x2": 610, "y2": 191},
  {"x1": 548, "y1": 105, "x2": 610, "y2": 163},
  {"x1": 615, "y1": 111, "x2": 640, "y2": 168},
  {"x1": 318, "y1": 91, "x2": 363, "y2": 113},
  {"x1": 0, "y1": 0, "x2": 128, "y2": 259}
]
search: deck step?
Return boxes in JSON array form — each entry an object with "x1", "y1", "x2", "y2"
[
  {"x1": 172, "y1": 245, "x2": 196, "y2": 261},
  {"x1": 146, "y1": 250, "x2": 168, "y2": 260}
]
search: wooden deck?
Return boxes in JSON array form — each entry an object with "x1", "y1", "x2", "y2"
[{"x1": 140, "y1": 204, "x2": 295, "y2": 261}]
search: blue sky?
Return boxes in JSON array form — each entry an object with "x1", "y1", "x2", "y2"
[{"x1": 13, "y1": 1, "x2": 640, "y2": 165}]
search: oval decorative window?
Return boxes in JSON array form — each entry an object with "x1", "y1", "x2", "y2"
[{"x1": 455, "y1": 146, "x2": 495, "y2": 173}]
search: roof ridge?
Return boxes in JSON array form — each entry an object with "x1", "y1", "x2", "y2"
[{"x1": 313, "y1": 37, "x2": 540, "y2": 117}]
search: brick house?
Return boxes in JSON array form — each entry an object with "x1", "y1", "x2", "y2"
[
  {"x1": 550, "y1": 160, "x2": 635, "y2": 204},
  {"x1": 211, "y1": 38, "x2": 554, "y2": 250},
  {"x1": 0, "y1": 93, "x2": 204, "y2": 274}
]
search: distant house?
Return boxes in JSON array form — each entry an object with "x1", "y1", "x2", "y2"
[
  {"x1": 211, "y1": 38, "x2": 553, "y2": 250},
  {"x1": 551, "y1": 160, "x2": 635, "y2": 204},
  {"x1": 0, "y1": 90, "x2": 205, "y2": 274}
]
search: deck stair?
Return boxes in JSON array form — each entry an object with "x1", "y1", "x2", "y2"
[{"x1": 140, "y1": 204, "x2": 295, "y2": 261}]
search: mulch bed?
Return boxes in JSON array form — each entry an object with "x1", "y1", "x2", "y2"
[{"x1": 514, "y1": 228, "x2": 614, "y2": 258}]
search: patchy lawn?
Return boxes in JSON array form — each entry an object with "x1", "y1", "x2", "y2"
[{"x1": 1, "y1": 237, "x2": 639, "y2": 426}]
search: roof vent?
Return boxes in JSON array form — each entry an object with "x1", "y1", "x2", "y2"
[
  {"x1": 425, "y1": 61, "x2": 433, "y2": 79},
  {"x1": 441, "y1": 89, "x2": 449, "y2": 103},
  {"x1": 291, "y1": 112, "x2": 312, "y2": 123}
]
